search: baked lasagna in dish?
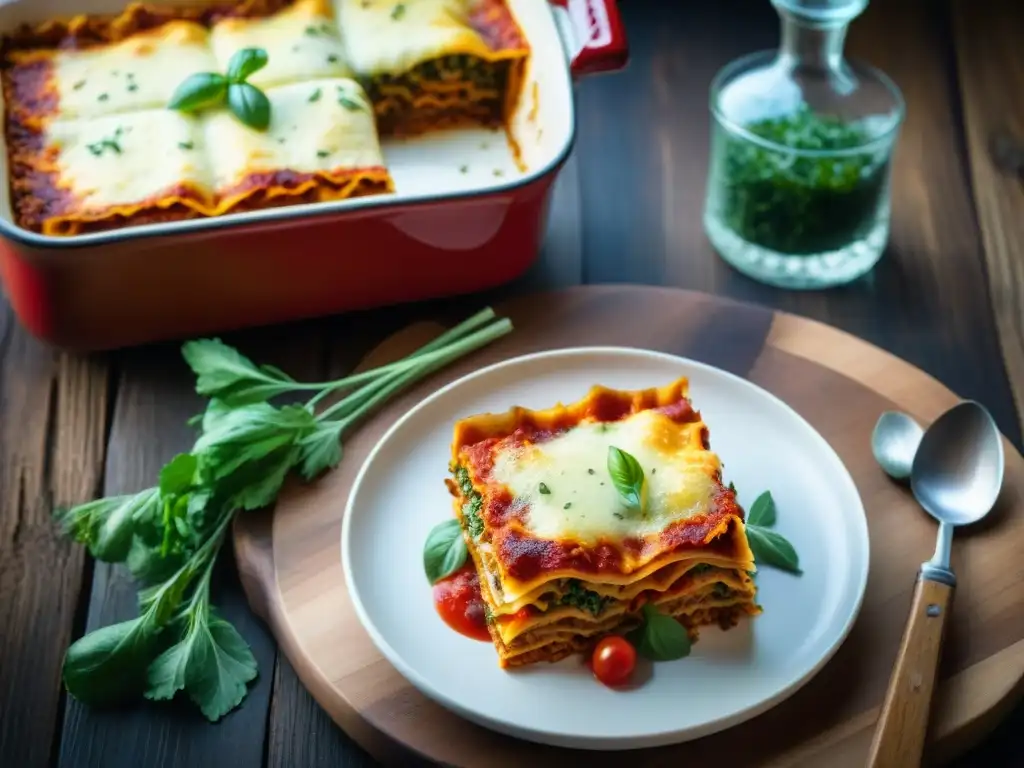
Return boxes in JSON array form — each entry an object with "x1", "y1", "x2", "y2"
[
  {"x1": 0, "y1": 0, "x2": 529, "y2": 235},
  {"x1": 445, "y1": 378, "x2": 761, "y2": 668},
  {"x1": 336, "y1": 0, "x2": 528, "y2": 135}
]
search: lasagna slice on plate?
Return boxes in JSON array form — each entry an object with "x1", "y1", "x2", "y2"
[{"x1": 446, "y1": 378, "x2": 761, "y2": 668}]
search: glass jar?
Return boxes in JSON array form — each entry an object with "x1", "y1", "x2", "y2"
[{"x1": 703, "y1": 0, "x2": 905, "y2": 289}]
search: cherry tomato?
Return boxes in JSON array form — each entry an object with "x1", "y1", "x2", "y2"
[{"x1": 591, "y1": 635, "x2": 637, "y2": 687}]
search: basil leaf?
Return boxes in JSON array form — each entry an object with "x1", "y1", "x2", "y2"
[
  {"x1": 168, "y1": 72, "x2": 228, "y2": 112},
  {"x1": 607, "y1": 445, "x2": 645, "y2": 513},
  {"x1": 182, "y1": 338, "x2": 297, "y2": 406},
  {"x1": 93, "y1": 490, "x2": 160, "y2": 563},
  {"x1": 227, "y1": 82, "x2": 271, "y2": 130},
  {"x1": 185, "y1": 608, "x2": 258, "y2": 721},
  {"x1": 226, "y1": 47, "x2": 269, "y2": 83},
  {"x1": 747, "y1": 525, "x2": 801, "y2": 574},
  {"x1": 423, "y1": 519, "x2": 467, "y2": 584},
  {"x1": 159, "y1": 453, "x2": 198, "y2": 496},
  {"x1": 746, "y1": 490, "x2": 776, "y2": 527},
  {"x1": 63, "y1": 617, "x2": 164, "y2": 705},
  {"x1": 297, "y1": 421, "x2": 343, "y2": 481},
  {"x1": 128, "y1": 536, "x2": 187, "y2": 586},
  {"x1": 146, "y1": 603, "x2": 257, "y2": 722},
  {"x1": 193, "y1": 403, "x2": 313, "y2": 482},
  {"x1": 629, "y1": 603, "x2": 691, "y2": 661},
  {"x1": 55, "y1": 488, "x2": 157, "y2": 558}
]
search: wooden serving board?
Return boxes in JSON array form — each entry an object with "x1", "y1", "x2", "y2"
[{"x1": 233, "y1": 286, "x2": 1024, "y2": 767}]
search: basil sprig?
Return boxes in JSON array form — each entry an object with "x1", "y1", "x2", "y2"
[
  {"x1": 168, "y1": 47, "x2": 271, "y2": 130},
  {"x1": 607, "y1": 445, "x2": 646, "y2": 514},
  {"x1": 423, "y1": 519, "x2": 468, "y2": 584},
  {"x1": 627, "y1": 603, "x2": 691, "y2": 661},
  {"x1": 744, "y1": 489, "x2": 802, "y2": 574}
]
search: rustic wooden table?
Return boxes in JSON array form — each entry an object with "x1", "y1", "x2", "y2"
[{"x1": 2, "y1": 0, "x2": 1023, "y2": 765}]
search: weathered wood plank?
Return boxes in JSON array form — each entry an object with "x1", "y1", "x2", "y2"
[
  {"x1": 950, "y1": 0, "x2": 1024, "y2": 439},
  {"x1": 946, "y1": 0, "x2": 1024, "y2": 762},
  {"x1": 267, "y1": 657, "x2": 381, "y2": 768},
  {"x1": 0, "y1": 299, "x2": 110, "y2": 768},
  {"x1": 56, "y1": 334, "x2": 295, "y2": 768}
]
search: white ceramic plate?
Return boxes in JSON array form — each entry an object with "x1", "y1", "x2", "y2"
[{"x1": 342, "y1": 348, "x2": 870, "y2": 750}]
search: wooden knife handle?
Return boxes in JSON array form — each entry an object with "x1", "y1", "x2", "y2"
[{"x1": 866, "y1": 575, "x2": 954, "y2": 768}]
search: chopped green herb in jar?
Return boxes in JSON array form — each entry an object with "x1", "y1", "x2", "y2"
[
  {"x1": 317, "y1": 149, "x2": 330, "y2": 158},
  {"x1": 308, "y1": 88, "x2": 322, "y2": 103},
  {"x1": 178, "y1": 140, "x2": 194, "y2": 151},
  {"x1": 391, "y1": 4, "x2": 406, "y2": 20},
  {"x1": 711, "y1": 105, "x2": 890, "y2": 255}
]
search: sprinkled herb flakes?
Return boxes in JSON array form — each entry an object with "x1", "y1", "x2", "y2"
[{"x1": 87, "y1": 126, "x2": 124, "y2": 157}]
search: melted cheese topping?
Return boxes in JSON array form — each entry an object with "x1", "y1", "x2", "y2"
[
  {"x1": 45, "y1": 109, "x2": 211, "y2": 212},
  {"x1": 210, "y1": 0, "x2": 352, "y2": 88},
  {"x1": 46, "y1": 21, "x2": 217, "y2": 120},
  {"x1": 202, "y1": 78, "x2": 384, "y2": 194},
  {"x1": 490, "y1": 411, "x2": 719, "y2": 543},
  {"x1": 335, "y1": 0, "x2": 501, "y2": 76}
]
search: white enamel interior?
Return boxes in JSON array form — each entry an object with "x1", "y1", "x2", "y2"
[
  {"x1": 0, "y1": 0, "x2": 576, "y2": 244},
  {"x1": 342, "y1": 348, "x2": 872, "y2": 750}
]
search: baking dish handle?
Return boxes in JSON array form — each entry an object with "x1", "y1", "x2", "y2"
[{"x1": 551, "y1": 0, "x2": 629, "y2": 78}]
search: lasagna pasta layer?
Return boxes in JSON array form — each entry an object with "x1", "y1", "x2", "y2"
[
  {"x1": 336, "y1": 0, "x2": 528, "y2": 135},
  {"x1": 1, "y1": 1, "x2": 393, "y2": 235},
  {"x1": 445, "y1": 378, "x2": 761, "y2": 667}
]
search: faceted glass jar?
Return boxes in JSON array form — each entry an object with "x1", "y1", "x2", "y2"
[{"x1": 703, "y1": 1, "x2": 905, "y2": 289}]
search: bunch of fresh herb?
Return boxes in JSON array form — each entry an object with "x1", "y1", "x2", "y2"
[
  {"x1": 56, "y1": 308, "x2": 513, "y2": 721},
  {"x1": 169, "y1": 47, "x2": 272, "y2": 130},
  {"x1": 711, "y1": 104, "x2": 890, "y2": 255}
]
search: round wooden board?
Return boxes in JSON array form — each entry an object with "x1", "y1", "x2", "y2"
[{"x1": 233, "y1": 286, "x2": 1024, "y2": 767}]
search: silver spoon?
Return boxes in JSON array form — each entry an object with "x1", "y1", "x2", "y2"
[
  {"x1": 871, "y1": 411, "x2": 924, "y2": 480},
  {"x1": 866, "y1": 401, "x2": 1005, "y2": 768}
]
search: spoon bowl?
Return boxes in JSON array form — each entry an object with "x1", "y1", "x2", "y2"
[
  {"x1": 871, "y1": 410, "x2": 924, "y2": 480},
  {"x1": 910, "y1": 400, "x2": 1004, "y2": 527}
]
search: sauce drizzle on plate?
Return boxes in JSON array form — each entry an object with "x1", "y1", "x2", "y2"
[{"x1": 433, "y1": 563, "x2": 491, "y2": 641}]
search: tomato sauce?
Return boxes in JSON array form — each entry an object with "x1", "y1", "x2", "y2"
[{"x1": 433, "y1": 563, "x2": 491, "y2": 642}]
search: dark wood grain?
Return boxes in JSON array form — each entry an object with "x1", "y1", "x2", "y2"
[
  {"x1": 0, "y1": 305, "x2": 109, "y2": 768},
  {"x1": 1, "y1": 0, "x2": 1023, "y2": 766},
  {"x1": 951, "y1": 0, "x2": 1024, "y2": 437},
  {"x1": 57, "y1": 342, "x2": 277, "y2": 768}
]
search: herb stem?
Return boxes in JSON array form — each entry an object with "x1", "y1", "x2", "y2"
[
  {"x1": 301, "y1": 307, "x2": 500, "y2": 404},
  {"x1": 315, "y1": 318, "x2": 511, "y2": 424}
]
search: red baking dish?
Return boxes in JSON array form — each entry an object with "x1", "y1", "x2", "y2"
[{"x1": 0, "y1": 0, "x2": 627, "y2": 350}]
